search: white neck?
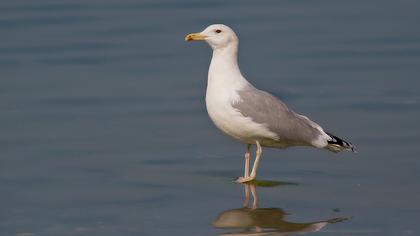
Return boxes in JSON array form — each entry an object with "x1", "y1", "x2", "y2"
[{"x1": 207, "y1": 43, "x2": 249, "y2": 89}]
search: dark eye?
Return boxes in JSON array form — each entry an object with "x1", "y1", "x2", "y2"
[{"x1": 215, "y1": 29, "x2": 222, "y2": 33}]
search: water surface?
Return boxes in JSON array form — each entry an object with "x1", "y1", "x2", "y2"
[{"x1": 1, "y1": 1, "x2": 420, "y2": 235}]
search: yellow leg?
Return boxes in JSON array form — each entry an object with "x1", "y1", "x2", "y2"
[
  {"x1": 250, "y1": 141, "x2": 262, "y2": 179},
  {"x1": 236, "y1": 141, "x2": 262, "y2": 183},
  {"x1": 244, "y1": 144, "x2": 251, "y2": 178}
]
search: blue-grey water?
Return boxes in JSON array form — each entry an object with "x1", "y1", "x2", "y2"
[{"x1": 1, "y1": 1, "x2": 420, "y2": 235}]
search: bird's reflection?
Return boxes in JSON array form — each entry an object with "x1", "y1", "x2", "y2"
[{"x1": 213, "y1": 182, "x2": 347, "y2": 235}]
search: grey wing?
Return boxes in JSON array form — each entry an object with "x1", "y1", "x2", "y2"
[{"x1": 233, "y1": 86, "x2": 324, "y2": 146}]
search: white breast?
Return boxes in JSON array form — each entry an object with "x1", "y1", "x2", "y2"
[{"x1": 205, "y1": 81, "x2": 278, "y2": 144}]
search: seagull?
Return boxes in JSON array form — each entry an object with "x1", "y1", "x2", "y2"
[{"x1": 185, "y1": 24, "x2": 355, "y2": 183}]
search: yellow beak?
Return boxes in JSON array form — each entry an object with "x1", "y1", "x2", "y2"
[{"x1": 185, "y1": 32, "x2": 206, "y2": 41}]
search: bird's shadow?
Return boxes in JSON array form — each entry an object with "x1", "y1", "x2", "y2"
[
  {"x1": 233, "y1": 179, "x2": 298, "y2": 187},
  {"x1": 213, "y1": 182, "x2": 348, "y2": 235}
]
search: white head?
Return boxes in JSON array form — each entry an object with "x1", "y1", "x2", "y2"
[{"x1": 185, "y1": 24, "x2": 238, "y2": 50}]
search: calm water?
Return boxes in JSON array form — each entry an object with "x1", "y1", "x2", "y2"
[{"x1": 1, "y1": 1, "x2": 420, "y2": 235}]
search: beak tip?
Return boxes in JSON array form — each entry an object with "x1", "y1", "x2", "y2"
[
  {"x1": 185, "y1": 33, "x2": 205, "y2": 42},
  {"x1": 185, "y1": 34, "x2": 194, "y2": 42}
]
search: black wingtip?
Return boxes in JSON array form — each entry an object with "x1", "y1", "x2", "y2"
[{"x1": 326, "y1": 132, "x2": 355, "y2": 153}]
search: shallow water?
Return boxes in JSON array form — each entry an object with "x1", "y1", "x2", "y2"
[{"x1": 1, "y1": 1, "x2": 420, "y2": 235}]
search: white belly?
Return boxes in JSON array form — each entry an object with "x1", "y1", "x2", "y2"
[{"x1": 205, "y1": 91, "x2": 278, "y2": 145}]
